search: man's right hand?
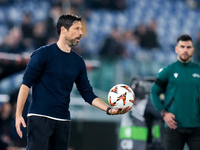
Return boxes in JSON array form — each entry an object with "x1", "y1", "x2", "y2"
[{"x1": 15, "y1": 116, "x2": 26, "y2": 138}]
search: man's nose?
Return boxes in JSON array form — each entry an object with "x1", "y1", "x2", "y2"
[{"x1": 80, "y1": 30, "x2": 83, "y2": 36}]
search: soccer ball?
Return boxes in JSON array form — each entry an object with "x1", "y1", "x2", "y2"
[{"x1": 108, "y1": 84, "x2": 135, "y2": 108}]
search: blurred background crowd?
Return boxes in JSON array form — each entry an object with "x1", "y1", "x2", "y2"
[{"x1": 0, "y1": 0, "x2": 200, "y2": 149}]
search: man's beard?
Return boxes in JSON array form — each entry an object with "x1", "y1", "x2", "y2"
[
  {"x1": 69, "y1": 39, "x2": 78, "y2": 46},
  {"x1": 65, "y1": 36, "x2": 79, "y2": 46},
  {"x1": 179, "y1": 54, "x2": 191, "y2": 63}
]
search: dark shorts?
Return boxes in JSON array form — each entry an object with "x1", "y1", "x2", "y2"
[
  {"x1": 165, "y1": 127, "x2": 200, "y2": 150},
  {"x1": 26, "y1": 116, "x2": 71, "y2": 150}
]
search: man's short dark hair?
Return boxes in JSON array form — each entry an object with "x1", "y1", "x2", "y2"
[
  {"x1": 177, "y1": 34, "x2": 193, "y2": 43},
  {"x1": 56, "y1": 14, "x2": 81, "y2": 35}
]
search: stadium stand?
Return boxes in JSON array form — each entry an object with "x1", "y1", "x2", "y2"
[{"x1": 0, "y1": 0, "x2": 199, "y2": 149}]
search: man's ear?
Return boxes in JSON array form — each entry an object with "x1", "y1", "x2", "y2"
[
  {"x1": 61, "y1": 26, "x2": 67, "y2": 34},
  {"x1": 175, "y1": 45, "x2": 178, "y2": 54}
]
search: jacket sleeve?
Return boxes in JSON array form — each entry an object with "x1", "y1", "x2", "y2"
[
  {"x1": 150, "y1": 82, "x2": 165, "y2": 111},
  {"x1": 75, "y1": 58, "x2": 97, "y2": 104},
  {"x1": 22, "y1": 47, "x2": 47, "y2": 88},
  {"x1": 150, "y1": 67, "x2": 168, "y2": 111}
]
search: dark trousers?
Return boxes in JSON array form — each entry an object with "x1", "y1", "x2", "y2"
[
  {"x1": 26, "y1": 116, "x2": 71, "y2": 150},
  {"x1": 165, "y1": 127, "x2": 200, "y2": 150}
]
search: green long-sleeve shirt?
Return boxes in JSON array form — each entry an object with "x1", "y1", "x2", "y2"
[{"x1": 150, "y1": 60, "x2": 200, "y2": 127}]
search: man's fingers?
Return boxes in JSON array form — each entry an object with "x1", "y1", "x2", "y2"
[
  {"x1": 171, "y1": 119, "x2": 177, "y2": 125},
  {"x1": 110, "y1": 106, "x2": 132, "y2": 115},
  {"x1": 117, "y1": 106, "x2": 132, "y2": 114},
  {"x1": 22, "y1": 120, "x2": 27, "y2": 128},
  {"x1": 169, "y1": 123, "x2": 177, "y2": 129},
  {"x1": 15, "y1": 118, "x2": 26, "y2": 138},
  {"x1": 16, "y1": 125, "x2": 23, "y2": 138},
  {"x1": 121, "y1": 106, "x2": 132, "y2": 113},
  {"x1": 166, "y1": 118, "x2": 177, "y2": 129}
]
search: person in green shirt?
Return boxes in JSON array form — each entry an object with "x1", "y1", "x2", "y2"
[{"x1": 150, "y1": 34, "x2": 200, "y2": 150}]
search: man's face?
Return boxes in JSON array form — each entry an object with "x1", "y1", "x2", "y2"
[
  {"x1": 175, "y1": 40, "x2": 194, "y2": 63},
  {"x1": 64, "y1": 21, "x2": 83, "y2": 46}
]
